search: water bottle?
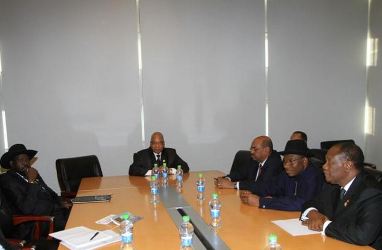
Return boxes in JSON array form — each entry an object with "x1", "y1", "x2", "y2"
[
  {"x1": 120, "y1": 214, "x2": 134, "y2": 250},
  {"x1": 265, "y1": 233, "x2": 282, "y2": 250},
  {"x1": 150, "y1": 175, "x2": 159, "y2": 204},
  {"x1": 196, "y1": 173, "x2": 205, "y2": 200},
  {"x1": 152, "y1": 163, "x2": 159, "y2": 179},
  {"x1": 176, "y1": 165, "x2": 183, "y2": 190},
  {"x1": 209, "y1": 193, "x2": 221, "y2": 228},
  {"x1": 179, "y1": 215, "x2": 194, "y2": 250},
  {"x1": 162, "y1": 160, "x2": 168, "y2": 186}
]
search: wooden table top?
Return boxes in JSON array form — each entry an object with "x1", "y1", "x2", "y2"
[{"x1": 59, "y1": 171, "x2": 371, "y2": 250}]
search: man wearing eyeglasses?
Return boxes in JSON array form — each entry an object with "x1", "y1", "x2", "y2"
[
  {"x1": 129, "y1": 131, "x2": 189, "y2": 176},
  {"x1": 240, "y1": 140, "x2": 324, "y2": 211}
]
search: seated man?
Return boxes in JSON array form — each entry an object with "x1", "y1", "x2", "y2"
[
  {"x1": 290, "y1": 131, "x2": 307, "y2": 142},
  {"x1": 0, "y1": 144, "x2": 70, "y2": 237},
  {"x1": 215, "y1": 136, "x2": 283, "y2": 191},
  {"x1": 301, "y1": 143, "x2": 382, "y2": 249},
  {"x1": 240, "y1": 140, "x2": 323, "y2": 211},
  {"x1": 129, "y1": 132, "x2": 189, "y2": 176}
]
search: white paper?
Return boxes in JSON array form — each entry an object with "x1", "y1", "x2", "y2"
[
  {"x1": 50, "y1": 226, "x2": 120, "y2": 250},
  {"x1": 272, "y1": 218, "x2": 321, "y2": 236}
]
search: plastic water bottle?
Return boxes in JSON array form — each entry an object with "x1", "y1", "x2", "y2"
[
  {"x1": 196, "y1": 173, "x2": 205, "y2": 200},
  {"x1": 176, "y1": 165, "x2": 183, "y2": 190},
  {"x1": 209, "y1": 193, "x2": 221, "y2": 228},
  {"x1": 162, "y1": 160, "x2": 168, "y2": 186},
  {"x1": 150, "y1": 175, "x2": 159, "y2": 204},
  {"x1": 179, "y1": 215, "x2": 194, "y2": 250},
  {"x1": 120, "y1": 214, "x2": 134, "y2": 250},
  {"x1": 152, "y1": 163, "x2": 159, "y2": 179},
  {"x1": 265, "y1": 233, "x2": 282, "y2": 250}
]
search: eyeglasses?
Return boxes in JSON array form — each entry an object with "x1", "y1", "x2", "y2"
[{"x1": 283, "y1": 157, "x2": 303, "y2": 165}]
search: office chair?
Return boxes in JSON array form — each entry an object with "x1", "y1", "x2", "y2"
[
  {"x1": 0, "y1": 187, "x2": 55, "y2": 250},
  {"x1": 227, "y1": 150, "x2": 257, "y2": 182},
  {"x1": 56, "y1": 155, "x2": 103, "y2": 198}
]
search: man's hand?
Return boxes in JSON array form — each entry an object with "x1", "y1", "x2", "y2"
[
  {"x1": 215, "y1": 177, "x2": 235, "y2": 189},
  {"x1": 26, "y1": 167, "x2": 39, "y2": 183},
  {"x1": 302, "y1": 210, "x2": 327, "y2": 231},
  {"x1": 240, "y1": 191, "x2": 260, "y2": 207}
]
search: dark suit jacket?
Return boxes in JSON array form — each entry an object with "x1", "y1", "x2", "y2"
[
  {"x1": 0, "y1": 170, "x2": 68, "y2": 234},
  {"x1": 238, "y1": 150, "x2": 283, "y2": 192},
  {"x1": 302, "y1": 172, "x2": 382, "y2": 249},
  {"x1": 129, "y1": 147, "x2": 189, "y2": 176},
  {"x1": 0, "y1": 187, "x2": 15, "y2": 239}
]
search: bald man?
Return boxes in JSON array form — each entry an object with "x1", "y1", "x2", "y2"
[
  {"x1": 129, "y1": 132, "x2": 189, "y2": 176},
  {"x1": 215, "y1": 136, "x2": 283, "y2": 191}
]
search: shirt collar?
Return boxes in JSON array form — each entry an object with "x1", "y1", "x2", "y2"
[
  {"x1": 342, "y1": 176, "x2": 356, "y2": 192},
  {"x1": 260, "y1": 157, "x2": 268, "y2": 166}
]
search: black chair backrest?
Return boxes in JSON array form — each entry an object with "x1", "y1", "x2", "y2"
[
  {"x1": 320, "y1": 140, "x2": 355, "y2": 151},
  {"x1": 364, "y1": 167, "x2": 382, "y2": 184},
  {"x1": 56, "y1": 155, "x2": 103, "y2": 193},
  {"x1": 228, "y1": 150, "x2": 257, "y2": 181}
]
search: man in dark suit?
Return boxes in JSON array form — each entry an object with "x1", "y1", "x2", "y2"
[
  {"x1": 129, "y1": 132, "x2": 189, "y2": 176},
  {"x1": 0, "y1": 144, "x2": 70, "y2": 238},
  {"x1": 215, "y1": 136, "x2": 283, "y2": 191},
  {"x1": 240, "y1": 140, "x2": 323, "y2": 211},
  {"x1": 301, "y1": 142, "x2": 382, "y2": 249}
]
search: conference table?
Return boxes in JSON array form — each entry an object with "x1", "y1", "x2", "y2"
[{"x1": 60, "y1": 171, "x2": 372, "y2": 250}]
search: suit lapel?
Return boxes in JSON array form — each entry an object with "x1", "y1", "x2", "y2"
[{"x1": 334, "y1": 174, "x2": 364, "y2": 216}]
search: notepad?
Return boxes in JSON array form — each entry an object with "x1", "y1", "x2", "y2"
[
  {"x1": 71, "y1": 195, "x2": 111, "y2": 204},
  {"x1": 50, "y1": 226, "x2": 120, "y2": 250}
]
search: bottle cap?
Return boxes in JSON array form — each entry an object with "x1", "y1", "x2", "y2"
[
  {"x1": 182, "y1": 216, "x2": 190, "y2": 222},
  {"x1": 212, "y1": 193, "x2": 218, "y2": 199},
  {"x1": 198, "y1": 173, "x2": 203, "y2": 178},
  {"x1": 121, "y1": 214, "x2": 130, "y2": 220},
  {"x1": 268, "y1": 233, "x2": 277, "y2": 243},
  {"x1": 151, "y1": 175, "x2": 157, "y2": 181}
]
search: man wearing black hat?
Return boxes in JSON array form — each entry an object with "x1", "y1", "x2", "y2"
[
  {"x1": 0, "y1": 144, "x2": 69, "y2": 239},
  {"x1": 240, "y1": 140, "x2": 324, "y2": 211}
]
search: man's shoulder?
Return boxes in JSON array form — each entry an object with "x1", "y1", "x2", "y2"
[
  {"x1": 163, "y1": 148, "x2": 176, "y2": 155},
  {"x1": 357, "y1": 173, "x2": 382, "y2": 198},
  {"x1": 134, "y1": 148, "x2": 151, "y2": 155}
]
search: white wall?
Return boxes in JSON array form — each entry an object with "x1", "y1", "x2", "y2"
[
  {"x1": 0, "y1": 0, "x2": 376, "y2": 192},
  {"x1": 267, "y1": 0, "x2": 368, "y2": 151}
]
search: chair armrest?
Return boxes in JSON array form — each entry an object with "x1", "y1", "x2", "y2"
[
  {"x1": 13, "y1": 215, "x2": 54, "y2": 240},
  {"x1": 7, "y1": 238, "x2": 35, "y2": 250}
]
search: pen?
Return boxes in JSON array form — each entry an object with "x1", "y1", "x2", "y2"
[{"x1": 90, "y1": 232, "x2": 99, "y2": 241}]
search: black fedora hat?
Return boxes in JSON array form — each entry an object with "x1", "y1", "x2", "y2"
[
  {"x1": 280, "y1": 140, "x2": 311, "y2": 157},
  {"x1": 0, "y1": 144, "x2": 37, "y2": 169}
]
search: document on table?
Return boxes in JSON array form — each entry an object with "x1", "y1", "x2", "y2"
[
  {"x1": 50, "y1": 226, "x2": 120, "y2": 250},
  {"x1": 272, "y1": 218, "x2": 321, "y2": 236}
]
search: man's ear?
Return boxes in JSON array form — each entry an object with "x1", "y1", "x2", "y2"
[
  {"x1": 344, "y1": 161, "x2": 352, "y2": 171},
  {"x1": 303, "y1": 157, "x2": 309, "y2": 168}
]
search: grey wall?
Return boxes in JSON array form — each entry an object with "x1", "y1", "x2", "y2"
[
  {"x1": 365, "y1": 0, "x2": 382, "y2": 169},
  {"x1": 0, "y1": 0, "x2": 378, "y2": 192}
]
